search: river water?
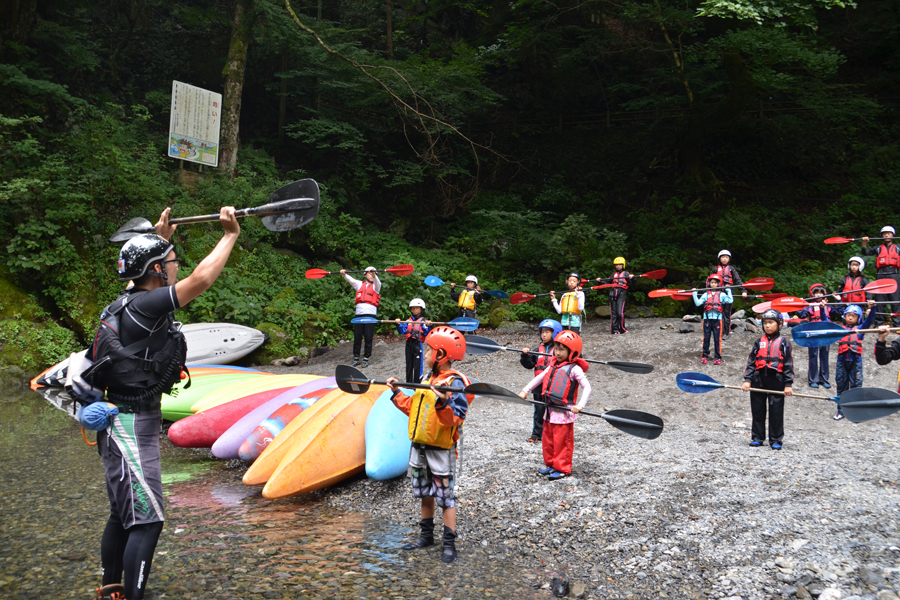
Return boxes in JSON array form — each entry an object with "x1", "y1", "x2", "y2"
[{"x1": 0, "y1": 388, "x2": 548, "y2": 599}]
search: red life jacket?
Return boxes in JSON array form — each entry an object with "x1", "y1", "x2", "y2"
[
  {"x1": 877, "y1": 243, "x2": 900, "y2": 269},
  {"x1": 841, "y1": 276, "x2": 866, "y2": 304},
  {"x1": 541, "y1": 362, "x2": 578, "y2": 406},
  {"x1": 355, "y1": 281, "x2": 380, "y2": 307},
  {"x1": 806, "y1": 304, "x2": 829, "y2": 322},
  {"x1": 534, "y1": 342, "x2": 552, "y2": 375},
  {"x1": 705, "y1": 291, "x2": 723, "y2": 314},
  {"x1": 405, "y1": 317, "x2": 427, "y2": 342},
  {"x1": 716, "y1": 265, "x2": 734, "y2": 286},
  {"x1": 754, "y1": 335, "x2": 786, "y2": 372},
  {"x1": 612, "y1": 271, "x2": 629, "y2": 289},
  {"x1": 838, "y1": 328, "x2": 862, "y2": 355}
]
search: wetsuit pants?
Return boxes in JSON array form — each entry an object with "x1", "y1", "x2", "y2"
[
  {"x1": 702, "y1": 319, "x2": 722, "y2": 359},
  {"x1": 353, "y1": 322, "x2": 375, "y2": 358},
  {"x1": 610, "y1": 290, "x2": 627, "y2": 334},
  {"x1": 749, "y1": 370, "x2": 785, "y2": 444},
  {"x1": 530, "y1": 390, "x2": 545, "y2": 439},
  {"x1": 873, "y1": 272, "x2": 900, "y2": 327},
  {"x1": 807, "y1": 346, "x2": 830, "y2": 385},
  {"x1": 722, "y1": 303, "x2": 733, "y2": 335},
  {"x1": 542, "y1": 418, "x2": 574, "y2": 475},
  {"x1": 404, "y1": 338, "x2": 423, "y2": 384}
]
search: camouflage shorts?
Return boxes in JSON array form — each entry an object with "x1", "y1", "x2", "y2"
[{"x1": 409, "y1": 446, "x2": 456, "y2": 509}]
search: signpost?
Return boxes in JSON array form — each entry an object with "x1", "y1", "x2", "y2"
[{"x1": 167, "y1": 81, "x2": 222, "y2": 167}]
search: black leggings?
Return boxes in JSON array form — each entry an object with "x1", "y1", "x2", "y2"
[
  {"x1": 101, "y1": 514, "x2": 163, "y2": 600},
  {"x1": 353, "y1": 322, "x2": 376, "y2": 358}
]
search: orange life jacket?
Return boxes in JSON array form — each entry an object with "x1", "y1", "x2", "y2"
[
  {"x1": 754, "y1": 335, "x2": 785, "y2": 372},
  {"x1": 560, "y1": 291, "x2": 581, "y2": 314},
  {"x1": 355, "y1": 281, "x2": 380, "y2": 307},
  {"x1": 407, "y1": 369, "x2": 472, "y2": 449},
  {"x1": 457, "y1": 289, "x2": 477, "y2": 310}
]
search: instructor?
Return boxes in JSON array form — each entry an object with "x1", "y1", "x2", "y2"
[
  {"x1": 95, "y1": 206, "x2": 239, "y2": 600},
  {"x1": 862, "y1": 226, "x2": 900, "y2": 327}
]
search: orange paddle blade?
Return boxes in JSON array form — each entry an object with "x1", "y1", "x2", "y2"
[
  {"x1": 305, "y1": 268, "x2": 330, "y2": 279},
  {"x1": 671, "y1": 292, "x2": 693, "y2": 301},
  {"x1": 591, "y1": 284, "x2": 616, "y2": 290},
  {"x1": 510, "y1": 293, "x2": 535, "y2": 304},
  {"x1": 752, "y1": 301, "x2": 772, "y2": 313},
  {"x1": 824, "y1": 237, "x2": 852, "y2": 244},
  {"x1": 760, "y1": 293, "x2": 787, "y2": 300},
  {"x1": 743, "y1": 277, "x2": 775, "y2": 291},
  {"x1": 649, "y1": 289, "x2": 680, "y2": 298},
  {"x1": 640, "y1": 269, "x2": 667, "y2": 280},
  {"x1": 386, "y1": 264, "x2": 415, "y2": 276},
  {"x1": 864, "y1": 278, "x2": 899, "y2": 295},
  {"x1": 771, "y1": 297, "x2": 809, "y2": 312}
]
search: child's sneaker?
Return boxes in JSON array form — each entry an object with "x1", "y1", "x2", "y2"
[
  {"x1": 547, "y1": 470, "x2": 567, "y2": 480},
  {"x1": 749, "y1": 440, "x2": 762, "y2": 447},
  {"x1": 712, "y1": 359, "x2": 722, "y2": 365},
  {"x1": 700, "y1": 357, "x2": 708, "y2": 365},
  {"x1": 361, "y1": 358, "x2": 369, "y2": 368},
  {"x1": 771, "y1": 442, "x2": 782, "y2": 450},
  {"x1": 822, "y1": 382, "x2": 832, "y2": 389},
  {"x1": 538, "y1": 467, "x2": 554, "y2": 475},
  {"x1": 527, "y1": 434, "x2": 540, "y2": 443},
  {"x1": 833, "y1": 411, "x2": 844, "y2": 421},
  {"x1": 352, "y1": 357, "x2": 361, "y2": 367},
  {"x1": 809, "y1": 382, "x2": 819, "y2": 388}
]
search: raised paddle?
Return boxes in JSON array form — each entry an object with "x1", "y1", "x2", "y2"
[
  {"x1": 463, "y1": 334, "x2": 654, "y2": 374},
  {"x1": 110, "y1": 179, "x2": 321, "y2": 242},
  {"x1": 649, "y1": 277, "x2": 775, "y2": 298},
  {"x1": 752, "y1": 301, "x2": 773, "y2": 313},
  {"x1": 350, "y1": 316, "x2": 479, "y2": 331},
  {"x1": 824, "y1": 236, "x2": 892, "y2": 245},
  {"x1": 467, "y1": 382, "x2": 664, "y2": 439},
  {"x1": 774, "y1": 283, "x2": 898, "y2": 312},
  {"x1": 770, "y1": 297, "x2": 809, "y2": 312},
  {"x1": 589, "y1": 269, "x2": 668, "y2": 284},
  {"x1": 791, "y1": 321, "x2": 900, "y2": 348},
  {"x1": 423, "y1": 276, "x2": 508, "y2": 299},
  {"x1": 305, "y1": 264, "x2": 415, "y2": 279},
  {"x1": 335, "y1": 364, "x2": 481, "y2": 395},
  {"x1": 511, "y1": 287, "x2": 594, "y2": 304}
]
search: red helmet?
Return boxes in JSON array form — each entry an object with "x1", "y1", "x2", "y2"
[
  {"x1": 553, "y1": 330, "x2": 583, "y2": 360},
  {"x1": 809, "y1": 283, "x2": 826, "y2": 296},
  {"x1": 706, "y1": 273, "x2": 721, "y2": 286},
  {"x1": 424, "y1": 326, "x2": 466, "y2": 366}
]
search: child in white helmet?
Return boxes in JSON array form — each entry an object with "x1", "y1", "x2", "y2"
[
  {"x1": 396, "y1": 298, "x2": 432, "y2": 383},
  {"x1": 861, "y1": 227, "x2": 900, "y2": 327},
  {"x1": 833, "y1": 256, "x2": 871, "y2": 314},
  {"x1": 715, "y1": 250, "x2": 747, "y2": 338},
  {"x1": 450, "y1": 275, "x2": 483, "y2": 326},
  {"x1": 341, "y1": 266, "x2": 382, "y2": 367}
]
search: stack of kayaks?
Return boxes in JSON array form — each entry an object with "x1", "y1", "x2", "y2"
[{"x1": 364, "y1": 389, "x2": 414, "y2": 481}]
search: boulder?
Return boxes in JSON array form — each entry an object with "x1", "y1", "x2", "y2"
[
  {"x1": 497, "y1": 320, "x2": 531, "y2": 333},
  {"x1": 732, "y1": 309, "x2": 746, "y2": 319},
  {"x1": 678, "y1": 323, "x2": 695, "y2": 333},
  {"x1": 595, "y1": 305, "x2": 611, "y2": 318},
  {"x1": 682, "y1": 315, "x2": 702, "y2": 323}
]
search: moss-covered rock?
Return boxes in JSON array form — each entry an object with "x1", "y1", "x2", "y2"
[
  {"x1": 0, "y1": 318, "x2": 80, "y2": 375},
  {"x1": 488, "y1": 302, "x2": 513, "y2": 329},
  {"x1": 0, "y1": 264, "x2": 40, "y2": 321},
  {"x1": 653, "y1": 297, "x2": 687, "y2": 318},
  {"x1": 245, "y1": 322, "x2": 290, "y2": 365}
]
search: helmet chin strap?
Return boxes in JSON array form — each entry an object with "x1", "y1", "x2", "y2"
[{"x1": 148, "y1": 265, "x2": 170, "y2": 286}]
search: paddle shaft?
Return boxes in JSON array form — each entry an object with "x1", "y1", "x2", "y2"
[
  {"x1": 718, "y1": 382, "x2": 833, "y2": 401},
  {"x1": 465, "y1": 341, "x2": 649, "y2": 371},
  {"x1": 517, "y1": 396, "x2": 627, "y2": 421},
  {"x1": 124, "y1": 201, "x2": 315, "y2": 232},
  {"x1": 344, "y1": 378, "x2": 461, "y2": 393}
]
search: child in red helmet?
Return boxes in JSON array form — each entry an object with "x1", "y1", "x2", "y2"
[
  {"x1": 692, "y1": 274, "x2": 733, "y2": 365},
  {"x1": 386, "y1": 326, "x2": 472, "y2": 564},
  {"x1": 797, "y1": 283, "x2": 836, "y2": 389},
  {"x1": 518, "y1": 330, "x2": 592, "y2": 480}
]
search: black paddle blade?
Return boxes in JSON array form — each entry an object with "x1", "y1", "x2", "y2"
[
  {"x1": 335, "y1": 364, "x2": 371, "y2": 394},
  {"x1": 600, "y1": 409, "x2": 664, "y2": 440},
  {"x1": 259, "y1": 179, "x2": 320, "y2": 232},
  {"x1": 603, "y1": 361, "x2": 654, "y2": 374},
  {"x1": 110, "y1": 217, "x2": 155, "y2": 242},
  {"x1": 465, "y1": 382, "x2": 526, "y2": 401},
  {"x1": 839, "y1": 387, "x2": 900, "y2": 423},
  {"x1": 464, "y1": 335, "x2": 504, "y2": 355}
]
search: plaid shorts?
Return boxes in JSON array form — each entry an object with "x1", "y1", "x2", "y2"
[{"x1": 408, "y1": 446, "x2": 456, "y2": 509}]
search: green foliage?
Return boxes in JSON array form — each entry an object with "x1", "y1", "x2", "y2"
[{"x1": 697, "y1": 0, "x2": 855, "y2": 28}]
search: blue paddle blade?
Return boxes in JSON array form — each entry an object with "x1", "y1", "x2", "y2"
[
  {"x1": 791, "y1": 321, "x2": 847, "y2": 348},
  {"x1": 483, "y1": 289, "x2": 509, "y2": 299},
  {"x1": 448, "y1": 317, "x2": 479, "y2": 331},
  {"x1": 350, "y1": 316, "x2": 379, "y2": 325},
  {"x1": 424, "y1": 275, "x2": 444, "y2": 287},
  {"x1": 675, "y1": 372, "x2": 725, "y2": 394}
]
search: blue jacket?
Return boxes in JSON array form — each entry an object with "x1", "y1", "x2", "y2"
[{"x1": 692, "y1": 289, "x2": 733, "y2": 320}]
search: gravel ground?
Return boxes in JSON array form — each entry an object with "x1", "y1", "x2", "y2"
[{"x1": 266, "y1": 316, "x2": 900, "y2": 600}]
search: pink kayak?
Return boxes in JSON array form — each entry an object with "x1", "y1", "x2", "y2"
[{"x1": 210, "y1": 378, "x2": 336, "y2": 459}]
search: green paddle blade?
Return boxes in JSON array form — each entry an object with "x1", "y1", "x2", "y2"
[{"x1": 839, "y1": 387, "x2": 900, "y2": 423}]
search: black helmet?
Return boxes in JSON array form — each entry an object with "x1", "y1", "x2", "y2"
[
  {"x1": 117, "y1": 234, "x2": 173, "y2": 282},
  {"x1": 760, "y1": 309, "x2": 783, "y2": 325}
]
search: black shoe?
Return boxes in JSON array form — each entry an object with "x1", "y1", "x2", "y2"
[
  {"x1": 441, "y1": 525, "x2": 458, "y2": 563},
  {"x1": 95, "y1": 584, "x2": 125, "y2": 600},
  {"x1": 352, "y1": 357, "x2": 361, "y2": 367},
  {"x1": 402, "y1": 518, "x2": 434, "y2": 550}
]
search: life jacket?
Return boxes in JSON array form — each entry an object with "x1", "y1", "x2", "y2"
[
  {"x1": 560, "y1": 291, "x2": 580, "y2": 314},
  {"x1": 838, "y1": 328, "x2": 862, "y2": 355},
  {"x1": 457, "y1": 289, "x2": 477, "y2": 310},
  {"x1": 841, "y1": 276, "x2": 866, "y2": 304},
  {"x1": 540, "y1": 358, "x2": 589, "y2": 406},
  {"x1": 612, "y1": 271, "x2": 629, "y2": 289},
  {"x1": 85, "y1": 290, "x2": 188, "y2": 408},
  {"x1": 876, "y1": 243, "x2": 900, "y2": 269},
  {"x1": 407, "y1": 369, "x2": 472, "y2": 449},
  {"x1": 355, "y1": 281, "x2": 380, "y2": 307},
  {"x1": 405, "y1": 316, "x2": 427, "y2": 342},
  {"x1": 533, "y1": 342, "x2": 553, "y2": 375},
  {"x1": 716, "y1": 265, "x2": 735, "y2": 286},
  {"x1": 806, "y1": 303, "x2": 829, "y2": 322},
  {"x1": 704, "y1": 291, "x2": 723, "y2": 315},
  {"x1": 754, "y1": 335, "x2": 785, "y2": 372}
]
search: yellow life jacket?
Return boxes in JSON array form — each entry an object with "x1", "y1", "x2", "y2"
[
  {"x1": 458, "y1": 289, "x2": 477, "y2": 310},
  {"x1": 560, "y1": 291, "x2": 580, "y2": 314},
  {"x1": 407, "y1": 369, "x2": 472, "y2": 449}
]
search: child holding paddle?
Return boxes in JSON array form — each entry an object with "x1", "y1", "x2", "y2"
[
  {"x1": 604, "y1": 257, "x2": 635, "y2": 335},
  {"x1": 520, "y1": 319, "x2": 563, "y2": 443},
  {"x1": 715, "y1": 250, "x2": 747, "y2": 338},
  {"x1": 450, "y1": 275, "x2": 484, "y2": 325},
  {"x1": 833, "y1": 256, "x2": 871, "y2": 313},
  {"x1": 550, "y1": 273, "x2": 585, "y2": 333},
  {"x1": 862, "y1": 226, "x2": 900, "y2": 327},
  {"x1": 797, "y1": 284, "x2": 837, "y2": 390},
  {"x1": 692, "y1": 274, "x2": 733, "y2": 365},
  {"x1": 341, "y1": 267, "x2": 381, "y2": 368},
  {"x1": 517, "y1": 331, "x2": 591, "y2": 480},
  {"x1": 385, "y1": 326, "x2": 472, "y2": 564},
  {"x1": 396, "y1": 298, "x2": 431, "y2": 384},
  {"x1": 833, "y1": 303, "x2": 876, "y2": 420},
  {"x1": 741, "y1": 309, "x2": 794, "y2": 450}
]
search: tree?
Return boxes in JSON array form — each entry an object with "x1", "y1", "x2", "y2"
[{"x1": 220, "y1": 0, "x2": 254, "y2": 176}]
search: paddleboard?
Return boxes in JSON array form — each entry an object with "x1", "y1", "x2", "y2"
[
  {"x1": 161, "y1": 373, "x2": 272, "y2": 422},
  {"x1": 189, "y1": 374, "x2": 317, "y2": 414},
  {"x1": 262, "y1": 386, "x2": 386, "y2": 498},
  {"x1": 233, "y1": 379, "x2": 338, "y2": 461},
  {"x1": 365, "y1": 389, "x2": 413, "y2": 480}
]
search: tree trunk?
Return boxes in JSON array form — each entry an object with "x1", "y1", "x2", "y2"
[
  {"x1": 219, "y1": 0, "x2": 253, "y2": 177},
  {"x1": 278, "y1": 50, "x2": 287, "y2": 145},
  {"x1": 386, "y1": 0, "x2": 393, "y2": 59},
  {"x1": 0, "y1": 0, "x2": 38, "y2": 62}
]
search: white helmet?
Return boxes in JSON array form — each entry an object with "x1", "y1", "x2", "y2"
[
  {"x1": 718, "y1": 249, "x2": 731, "y2": 258},
  {"x1": 364, "y1": 266, "x2": 377, "y2": 272},
  {"x1": 882, "y1": 226, "x2": 896, "y2": 235},
  {"x1": 848, "y1": 256, "x2": 866, "y2": 271},
  {"x1": 465, "y1": 275, "x2": 478, "y2": 284},
  {"x1": 409, "y1": 298, "x2": 426, "y2": 310}
]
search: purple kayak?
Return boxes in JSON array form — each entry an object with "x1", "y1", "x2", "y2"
[{"x1": 210, "y1": 377, "x2": 336, "y2": 459}]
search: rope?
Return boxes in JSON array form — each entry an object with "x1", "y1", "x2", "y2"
[{"x1": 82, "y1": 427, "x2": 97, "y2": 447}]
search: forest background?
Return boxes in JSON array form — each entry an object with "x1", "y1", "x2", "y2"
[{"x1": 1, "y1": 0, "x2": 897, "y2": 371}]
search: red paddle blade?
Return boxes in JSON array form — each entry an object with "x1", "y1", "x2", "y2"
[
  {"x1": 591, "y1": 284, "x2": 615, "y2": 290},
  {"x1": 640, "y1": 269, "x2": 667, "y2": 280},
  {"x1": 305, "y1": 268, "x2": 330, "y2": 279},
  {"x1": 649, "y1": 289, "x2": 679, "y2": 298},
  {"x1": 385, "y1": 264, "x2": 415, "y2": 276},
  {"x1": 671, "y1": 292, "x2": 693, "y2": 301},
  {"x1": 743, "y1": 277, "x2": 775, "y2": 291},
  {"x1": 760, "y1": 293, "x2": 787, "y2": 300},
  {"x1": 824, "y1": 237, "x2": 852, "y2": 244},
  {"x1": 771, "y1": 297, "x2": 809, "y2": 312},
  {"x1": 510, "y1": 293, "x2": 536, "y2": 305},
  {"x1": 865, "y1": 278, "x2": 899, "y2": 295},
  {"x1": 752, "y1": 301, "x2": 772, "y2": 313}
]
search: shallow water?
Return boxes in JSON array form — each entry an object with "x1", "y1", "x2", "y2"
[{"x1": 0, "y1": 388, "x2": 548, "y2": 599}]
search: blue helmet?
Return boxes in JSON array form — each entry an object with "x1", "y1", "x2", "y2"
[
  {"x1": 538, "y1": 319, "x2": 563, "y2": 339},
  {"x1": 843, "y1": 304, "x2": 863, "y2": 321}
]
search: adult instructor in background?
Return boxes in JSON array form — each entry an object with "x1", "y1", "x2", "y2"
[
  {"x1": 862, "y1": 226, "x2": 900, "y2": 327},
  {"x1": 96, "y1": 206, "x2": 239, "y2": 600}
]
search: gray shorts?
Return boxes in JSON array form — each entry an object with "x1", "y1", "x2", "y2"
[{"x1": 97, "y1": 408, "x2": 165, "y2": 529}]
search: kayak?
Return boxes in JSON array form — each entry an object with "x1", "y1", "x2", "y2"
[
  {"x1": 210, "y1": 378, "x2": 336, "y2": 460},
  {"x1": 161, "y1": 373, "x2": 272, "y2": 422},
  {"x1": 262, "y1": 386, "x2": 386, "y2": 499},
  {"x1": 166, "y1": 381, "x2": 317, "y2": 448},
  {"x1": 235, "y1": 379, "x2": 338, "y2": 461},
  {"x1": 364, "y1": 388, "x2": 413, "y2": 480},
  {"x1": 190, "y1": 374, "x2": 318, "y2": 413}
]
